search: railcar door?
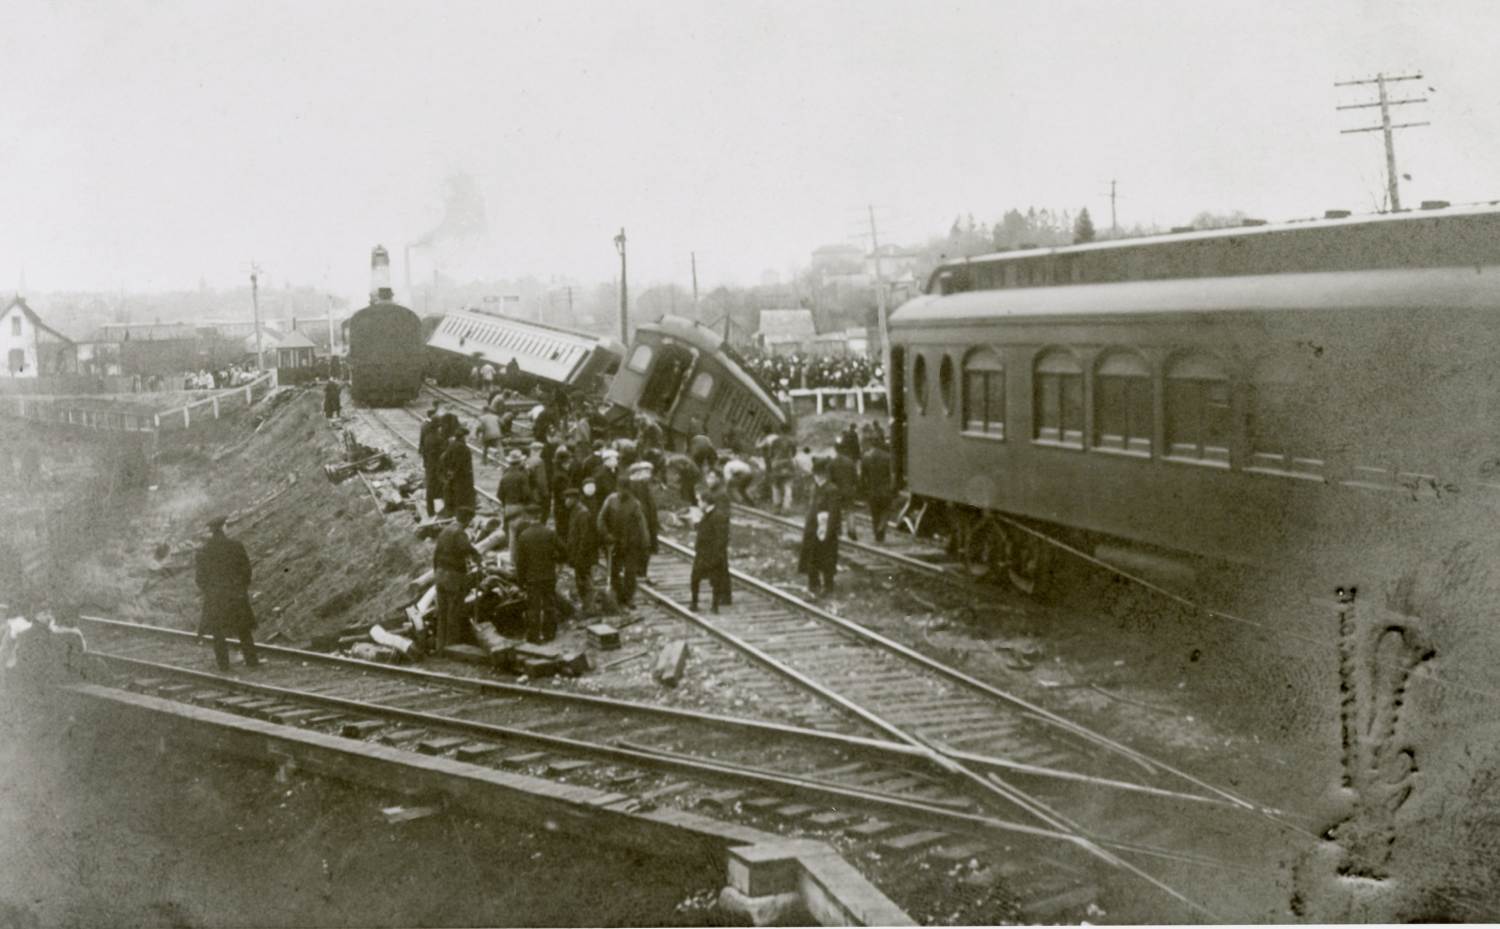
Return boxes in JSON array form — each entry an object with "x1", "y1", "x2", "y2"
[
  {"x1": 638, "y1": 343, "x2": 694, "y2": 416},
  {"x1": 890, "y1": 346, "x2": 907, "y2": 487}
]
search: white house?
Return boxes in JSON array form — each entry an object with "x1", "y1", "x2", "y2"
[{"x1": 1, "y1": 296, "x2": 77, "y2": 378}]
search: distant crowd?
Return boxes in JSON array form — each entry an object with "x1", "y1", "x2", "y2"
[{"x1": 740, "y1": 350, "x2": 883, "y2": 393}]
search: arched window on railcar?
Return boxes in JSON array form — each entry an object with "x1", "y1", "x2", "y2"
[
  {"x1": 961, "y1": 348, "x2": 1005, "y2": 438},
  {"x1": 1164, "y1": 353, "x2": 1231, "y2": 465},
  {"x1": 912, "y1": 353, "x2": 930, "y2": 414},
  {"x1": 1094, "y1": 350, "x2": 1152, "y2": 455},
  {"x1": 1247, "y1": 355, "x2": 1325, "y2": 478},
  {"x1": 1033, "y1": 349, "x2": 1083, "y2": 447},
  {"x1": 627, "y1": 344, "x2": 653, "y2": 374},
  {"x1": 938, "y1": 354, "x2": 956, "y2": 415},
  {"x1": 690, "y1": 371, "x2": 715, "y2": 399}
]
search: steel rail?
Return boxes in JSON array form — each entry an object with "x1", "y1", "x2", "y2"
[
  {"x1": 731, "y1": 500, "x2": 956, "y2": 578},
  {"x1": 85, "y1": 647, "x2": 1169, "y2": 852}
]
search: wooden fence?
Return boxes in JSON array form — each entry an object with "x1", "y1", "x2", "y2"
[
  {"x1": 0, "y1": 371, "x2": 278, "y2": 434},
  {"x1": 785, "y1": 386, "x2": 887, "y2": 416}
]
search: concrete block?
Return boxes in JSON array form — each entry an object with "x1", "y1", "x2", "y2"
[
  {"x1": 340, "y1": 719, "x2": 385, "y2": 739},
  {"x1": 878, "y1": 831, "x2": 947, "y2": 856},
  {"x1": 585, "y1": 623, "x2": 620, "y2": 650},
  {"x1": 717, "y1": 885, "x2": 803, "y2": 927},
  {"x1": 652, "y1": 640, "x2": 690, "y2": 688},
  {"x1": 727, "y1": 843, "x2": 803, "y2": 897},
  {"x1": 417, "y1": 736, "x2": 468, "y2": 755}
]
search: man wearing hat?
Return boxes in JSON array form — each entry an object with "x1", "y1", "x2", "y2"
[
  {"x1": 441, "y1": 425, "x2": 476, "y2": 515},
  {"x1": 419, "y1": 403, "x2": 449, "y2": 517},
  {"x1": 627, "y1": 460, "x2": 659, "y2": 578},
  {"x1": 564, "y1": 484, "x2": 599, "y2": 613},
  {"x1": 798, "y1": 457, "x2": 842, "y2": 598},
  {"x1": 590, "y1": 447, "x2": 619, "y2": 500},
  {"x1": 514, "y1": 504, "x2": 567, "y2": 644},
  {"x1": 550, "y1": 445, "x2": 576, "y2": 541},
  {"x1": 525, "y1": 440, "x2": 550, "y2": 523},
  {"x1": 432, "y1": 506, "x2": 482, "y2": 649},
  {"x1": 690, "y1": 489, "x2": 732, "y2": 613},
  {"x1": 597, "y1": 479, "x2": 650, "y2": 609},
  {"x1": 496, "y1": 448, "x2": 533, "y2": 564},
  {"x1": 195, "y1": 516, "x2": 260, "y2": 671}
]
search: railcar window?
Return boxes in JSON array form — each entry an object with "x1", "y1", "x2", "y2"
[
  {"x1": 1164, "y1": 354, "x2": 1231, "y2": 464},
  {"x1": 962, "y1": 349, "x2": 1005, "y2": 437},
  {"x1": 912, "y1": 354, "x2": 929, "y2": 413},
  {"x1": 1033, "y1": 350, "x2": 1083, "y2": 446},
  {"x1": 1094, "y1": 351, "x2": 1152, "y2": 455},
  {"x1": 627, "y1": 344, "x2": 653, "y2": 374},
  {"x1": 690, "y1": 371, "x2": 715, "y2": 399},
  {"x1": 938, "y1": 355, "x2": 955, "y2": 414},
  {"x1": 1247, "y1": 356, "x2": 1324, "y2": 476}
]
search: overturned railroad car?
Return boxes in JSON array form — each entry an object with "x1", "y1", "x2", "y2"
[
  {"x1": 425, "y1": 308, "x2": 623, "y2": 397},
  {"x1": 606, "y1": 315, "x2": 789, "y2": 450}
]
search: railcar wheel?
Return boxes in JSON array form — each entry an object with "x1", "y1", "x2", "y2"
[{"x1": 1001, "y1": 522, "x2": 1049, "y2": 596}]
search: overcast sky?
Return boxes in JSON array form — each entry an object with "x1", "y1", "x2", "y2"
[{"x1": 4, "y1": 0, "x2": 1498, "y2": 303}]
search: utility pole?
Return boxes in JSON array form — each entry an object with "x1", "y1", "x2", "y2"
[
  {"x1": 325, "y1": 295, "x2": 337, "y2": 366},
  {"x1": 867, "y1": 205, "x2": 890, "y2": 383},
  {"x1": 1109, "y1": 179, "x2": 1119, "y2": 236},
  {"x1": 613, "y1": 228, "x2": 628, "y2": 343},
  {"x1": 250, "y1": 262, "x2": 264, "y2": 371},
  {"x1": 690, "y1": 251, "x2": 700, "y2": 316},
  {"x1": 1336, "y1": 71, "x2": 1429, "y2": 212}
]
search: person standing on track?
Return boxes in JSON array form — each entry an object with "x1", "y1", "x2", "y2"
[
  {"x1": 441, "y1": 426, "x2": 477, "y2": 516},
  {"x1": 830, "y1": 444, "x2": 860, "y2": 541},
  {"x1": 525, "y1": 440, "x2": 550, "y2": 523},
  {"x1": 626, "y1": 460, "x2": 659, "y2": 581},
  {"x1": 479, "y1": 362, "x2": 495, "y2": 394},
  {"x1": 497, "y1": 448, "x2": 533, "y2": 565},
  {"x1": 860, "y1": 433, "x2": 895, "y2": 544},
  {"x1": 598, "y1": 478, "x2": 650, "y2": 610},
  {"x1": 690, "y1": 489, "x2": 732, "y2": 613},
  {"x1": 563, "y1": 485, "x2": 599, "y2": 615},
  {"x1": 515, "y1": 504, "x2": 567, "y2": 644},
  {"x1": 477, "y1": 406, "x2": 503, "y2": 465},
  {"x1": 322, "y1": 378, "x2": 342, "y2": 419},
  {"x1": 195, "y1": 516, "x2": 260, "y2": 672},
  {"x1": 798, "y1": 458, "x2": 842, "y2": 598},
  {"x1": 767, "y1": 426, "x2": 797, "y2": 513},
  {"x1": 432, "y1": 507, "x2": 482, "y2": 649}
]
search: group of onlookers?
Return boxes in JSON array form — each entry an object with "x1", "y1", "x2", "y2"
[{"x1": 741, "y1": 349, "x2": 885, "y2": 394}]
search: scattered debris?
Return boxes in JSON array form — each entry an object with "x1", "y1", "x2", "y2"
[{"x1": 653, "y1": 640, "x2": 690, "y2": 687}]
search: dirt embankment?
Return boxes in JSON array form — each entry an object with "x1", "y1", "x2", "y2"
[{"x1": 65, "y1": 390, "x2": 430, "y2": 645}]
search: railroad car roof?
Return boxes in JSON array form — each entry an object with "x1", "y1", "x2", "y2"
[
  {"x1": 427, "y1": 308, "x2": 617, "y2": 386},
  {"x1": 930, "y1": 202, "x2": 1500, "y2": 273},
  {"x1": 891, "y1": 265, "x2": 1500, "y2": 327}
]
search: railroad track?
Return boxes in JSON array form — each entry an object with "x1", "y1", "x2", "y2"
[
  {"x1": 76, "y1": 614, "x2": 1235, "y2": 923},
  {"x1": 340, "y1": 397, "x2": 1306, "y2": 919}
]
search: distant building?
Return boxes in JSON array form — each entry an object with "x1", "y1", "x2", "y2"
[
  {"x1": 273, "y1": 328, "x2": 318, "y2": 370},
  {"x1": 77, "y1": 322, "x2": 199, "y2": 376},
  {"x1": 1, "y1": 297, "x2": 77, "y2": 378},
  {"x1": 755, "y1": 308, "x2": 817, "y2": 356}
]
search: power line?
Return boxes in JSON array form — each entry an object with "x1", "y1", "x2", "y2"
[{"x1": 1335, "y1": 71, "x2": 1429, "y2": 212}]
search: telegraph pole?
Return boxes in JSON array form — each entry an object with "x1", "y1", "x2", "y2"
[
  {"x1": 250, "y1": 262, "x2": 264, "y2": 371},
  {"x1": 613, "y1": 229, "x2": 628, "y2": 343},
  {"x1": 690, "y1": 251, "x2": 700, "y2": 315},
  {"x1": 1336, "y1": 71, "x2": 1429, "y2": 212},
  {"x1": 867, "y1": 205, "x2": 890, "y2": 382},
  {"x1": 1109, "y1": 179, "x2": 1119, "y2": 236}
]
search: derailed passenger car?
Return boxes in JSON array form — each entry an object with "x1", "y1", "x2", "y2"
[{"x1": 606, "y1": 315, "x2": 789, "y2": 450}]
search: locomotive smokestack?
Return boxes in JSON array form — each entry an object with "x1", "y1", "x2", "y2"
[{"x1": 370, "y1": 245, "x2": 393, "y2": 303}]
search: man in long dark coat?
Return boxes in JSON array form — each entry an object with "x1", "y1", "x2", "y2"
[
  {"x1": 690, "y1": 489, "x2": 732, "y2": 612},
  {"x1": 441, "y1": 427, "x2": 477, "y2": 516},
  {"x1": 798, "y1": 458, "x2": 842, "y2": 598},
  {"x1": 597, "y1": 481, "x2": 650, "y2": 609},
  {"x1": 419, "y1": 403, "x2": 448, "y2": 517},
  {"x1": 830, "y1": 445, "x2": 860, "y2": 541},
  {"x1": 195, "y1": 516, "x2": 260, "y2": 671},
  {"x1": 859, "y1": 435, "x2": 895, "y2": 544},
  {"x1": 322, "y1": 378, "x2": 342, "y2": 419},
  {"x1": 563, "y1": 485, "x2": 599, "y2": 614},
  {"x1": 627, "y1": 461, "x2": 659, "y2": 580},
  {"x1": 515, "y1": 505, "x2": 568, "y2": 644}
]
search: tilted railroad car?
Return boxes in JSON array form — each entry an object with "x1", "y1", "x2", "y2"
[
  {"x1": 425, "y1": 308, "x2": 623, "y2": 397},
  {"x1": 346, "y1": 300, "x2": 424, "y2": 406},
  {"x1": 606, "y1": 315, "x2": 790, "y2": 450},
  {"x1": 891, "y1": 223, "x2": 1500, "y2": 597}
]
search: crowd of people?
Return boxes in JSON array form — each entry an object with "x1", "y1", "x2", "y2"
[{"x1": 740, "y1": 350, "x2": 884, "y2": 395}]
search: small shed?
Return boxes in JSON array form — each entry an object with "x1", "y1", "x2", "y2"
[{"x1": 273, "y1": 329, "x2": 318, "y2": 371}]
